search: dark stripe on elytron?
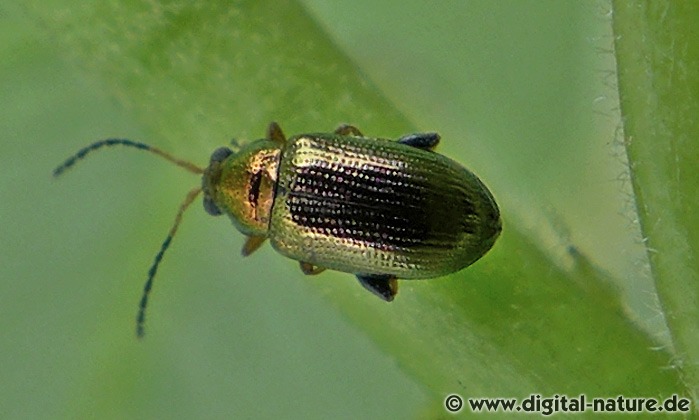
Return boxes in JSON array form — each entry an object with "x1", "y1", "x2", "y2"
[
  {"x1": 285, "y1": 165, "x2": 477, "y2": 249},
  {"x1": 291, "y1": 164, "x2": 429, "y2": 210},
  {"x1": 291, "y1": 164, "x2": 477, "y2": 219},
  {"x1": 287, "y1": 194, "x2": 425, "y2": 249}
]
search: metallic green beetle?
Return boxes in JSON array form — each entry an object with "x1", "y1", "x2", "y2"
[{"x1": 54, "y1": 122, "x2": 501, "y2": 337}]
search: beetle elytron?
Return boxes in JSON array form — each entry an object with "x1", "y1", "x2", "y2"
[{"x1": 54, "y1": 122, "x2": 501, "y2": 337}]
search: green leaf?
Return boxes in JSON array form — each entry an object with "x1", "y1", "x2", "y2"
[
  {"x1": 613, "y1": 0, "x2": 699, "y2": 405},
  {"x1": 4, "y1": 0, "x2": 694, "y2": 417}
]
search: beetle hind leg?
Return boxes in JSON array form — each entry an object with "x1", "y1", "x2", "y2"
[
  {"x1": 334, "y1": 124, "x2": 364, "y2": 137},
  {"x1": 299, "y1": 261, "x2": 326, "y2": 275},
  {"x1": 356, "y1": 274, "x2": 398, "y2": 302},
  {"x1": 398, "y1": 132, "x2": 440, "y2": 151}
]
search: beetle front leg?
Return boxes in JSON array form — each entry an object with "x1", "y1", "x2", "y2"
[
  {"x1": 241, "y1": 235, "x2": 267, "y2": 256},
  {"x1": 356, "y1": 274, "x2": 398, "y2": 302},
  {"x1": 397, "y1": 132, "x2": 440, "y2": 151},
  {"x1": 334, "y1": 124, "x2": 364, "y2": 137},
  {"x1": 299, "y1": 261, "x2": 326, "y2": 275},
  {"x1": 228, "y1": 137, "x2": 242, "y2": 151}
]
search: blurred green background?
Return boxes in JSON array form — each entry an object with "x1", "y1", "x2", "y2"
[{"x1": 0, "y1": 1, "x2": 673, "y2": 418}]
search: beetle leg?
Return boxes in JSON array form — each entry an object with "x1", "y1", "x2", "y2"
[
  {"x1": 241, "y1": 235, "x2": 267, "y2": 256},
  {"x1": 229, "y1": 137, "x2": 242, "y2": 151},
  {"x1": 267, "y1": 122, "x2": 287, "y2": 145},
  {"x1": 397, "y1": 132, "x2": 440, "y2": 151},
  {"x1": 356, "y1": 274, "x2": 398, "y2": 302},
  {"x1": 334, "y1": 124, "x2": 364, "y2": 137},
  {"x1": 299, "y1": 261, "x2": 326, "y2": 275}
]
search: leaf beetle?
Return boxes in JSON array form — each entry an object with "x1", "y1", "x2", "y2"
[{"x1": 54, "y1": 122, "x2": 501, "y2": 337}]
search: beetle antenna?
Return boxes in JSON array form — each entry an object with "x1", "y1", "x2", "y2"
[
  {"x1": 53, "y1": 138, "x2": 204, "y2": 177},
  {"x1": 136, "y1": 187, "x2": 203, "y2": 339}
]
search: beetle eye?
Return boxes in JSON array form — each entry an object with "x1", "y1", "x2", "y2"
[
  {"x1": 209, "y1": 147, "x2": 233, "y2": 164},
  {"x1": 203, "y1": 196, "x2": 222, "y2": 216}
]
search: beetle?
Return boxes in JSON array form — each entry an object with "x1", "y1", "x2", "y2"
[{"x1": 54, "y1": 122, "x2": 501, "y2": 337}]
